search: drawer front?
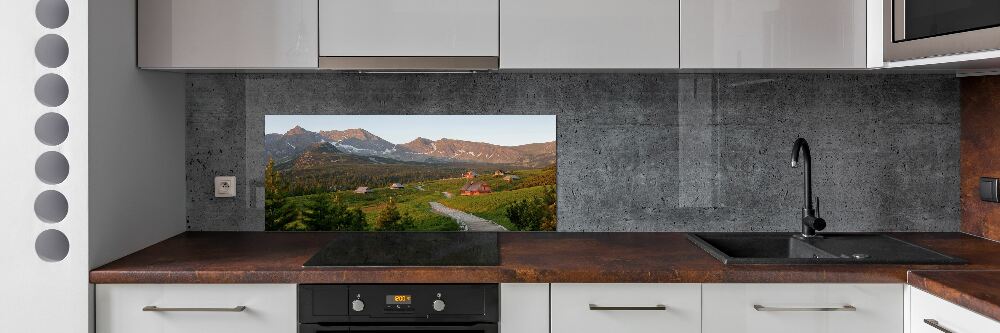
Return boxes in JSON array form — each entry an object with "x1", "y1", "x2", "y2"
[
  {"x1": 703, "y1": 283, "x2": 903, "y2": 333},
  {"x1": 96, "y1": 284, "x2": 296, "y2": 333},
  {"x1": 910, "y1": 287, "x2": 1000, "y2": 333},
  {"x1": 551, "y1": 283, "x2": 701, "y2": 333}
]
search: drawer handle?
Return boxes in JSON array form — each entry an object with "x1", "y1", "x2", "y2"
[
  {"x1": 142, "y1": 306, "x2": 247, "y2": 312},
  {"x1": 753, "y1": 305, "x2": 856, "y2": 312},
  {"x1": 589, "y1": 304, "x2": 667, "y2": 311},
  {"x1": 923, "y1": 319, "x2": 954, "y2": 333}
]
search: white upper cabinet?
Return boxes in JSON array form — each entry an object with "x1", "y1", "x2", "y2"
[
  {"x1": 681, "y1": 0, "x2": 877, "y2": 69},
  {"x1": 500, "y1": 0, "x2": 680, "y2": 69},
  {"x1": 319, "y1": 0, "x2": 499, "y2": 57},
  {"x1": 133, "y1": 0, "x2": 883, "y2": 70},
  {"x1": 138, "y1": 0, "x2": 318, "y2": 69}
]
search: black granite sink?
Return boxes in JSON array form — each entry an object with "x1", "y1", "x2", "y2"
[{"x1": 687, "y1": 233, "x2": 966, "y2": 265}]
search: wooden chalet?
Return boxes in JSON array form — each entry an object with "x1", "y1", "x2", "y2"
[{"x1": 460, "y1": 181, "x2": 492, "y2": 196}]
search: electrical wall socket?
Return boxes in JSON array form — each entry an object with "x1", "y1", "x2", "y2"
[
  {"x1": 980, "y1": 177, "x2": 999, "y2": 202},
  {"x1": 215, "y1": 176, "x2": 236, "y2": 198}
]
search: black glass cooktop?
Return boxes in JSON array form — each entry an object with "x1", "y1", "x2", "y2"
[{"x1": 303, "y1": 232, "x2": 500, "y2": 267}]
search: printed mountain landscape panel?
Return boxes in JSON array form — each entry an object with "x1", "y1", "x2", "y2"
[{"x1": 264, "y1": 115, "x2": 557, "y2": 232}]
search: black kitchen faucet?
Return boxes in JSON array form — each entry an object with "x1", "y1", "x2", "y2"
[{"x1": 791, "y1": 138, "x2": 826, "y2": 237}]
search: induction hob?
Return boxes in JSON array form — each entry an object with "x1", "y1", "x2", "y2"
[{"x1": 303, "y1": 232, "x2": 500, "y2": 267}]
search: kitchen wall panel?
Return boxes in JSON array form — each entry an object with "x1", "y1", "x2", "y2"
[
  {"x1": 186, "y1": 73, "x2": 960, "y2": 232},
  {"x1": 960, "y1": 76, "x2": 1000, "y2": 242}
]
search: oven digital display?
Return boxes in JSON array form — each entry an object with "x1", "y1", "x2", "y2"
[{"x1": 386, "y1": 295, "x2": 412, "y2": 305}]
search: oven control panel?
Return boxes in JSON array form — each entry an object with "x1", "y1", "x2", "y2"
[
  {"x1": 351, "y1": 285, "x2": 466, "y2": 317},
  {"x1": 299, "y1": 284, "x2": 498, "y2": 323},
  {"x1": 384, "y1": 294, "x2": 414, "y2": 312}
]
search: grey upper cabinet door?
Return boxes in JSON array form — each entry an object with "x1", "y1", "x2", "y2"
[
  {"x1": 138, "y1": 0, "x2": 318, "y2": 69},
  {"x1": 680, "y1": 0, "x2": 876, "y2": 69},
  {"x1": 501, "y1": 0, "x2": 680, "y2": 69},
  {"x1": 318, "y1": 0, "x2": 500, "y2": 57}
]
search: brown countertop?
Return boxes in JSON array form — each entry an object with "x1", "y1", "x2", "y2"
[
  {"x1": 91, "y1": 231, "x2": 1000, "y2": 285},
  {"x1": 908, "y1": 270, "x2": 1000, "y2": 322}
]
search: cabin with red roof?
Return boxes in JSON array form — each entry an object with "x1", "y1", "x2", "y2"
[{"x1": 460, "y1": 181, "x2": 492, "y2": 196}]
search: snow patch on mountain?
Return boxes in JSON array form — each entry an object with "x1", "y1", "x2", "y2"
[{"x1": 265, "y1": 125, "x2": 556, "y2": 167}]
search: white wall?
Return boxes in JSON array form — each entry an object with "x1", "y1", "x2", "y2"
[
  {"x1": 0, "y1": 0, "x2": 90, "y2": 331},
  {"x1": 88, "y1": 0, "x2": 187, "y2": 270},
  {"x1": 1, "y1": 0, "x2": 185, "y2": 331}
]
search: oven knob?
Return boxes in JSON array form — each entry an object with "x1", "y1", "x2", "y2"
[
  {"x1": 351, "y1": 299, "x2": 365, "y2": 312},
  {"x1": 432, "y1": 299, "x2": 446, "y2": 312}
]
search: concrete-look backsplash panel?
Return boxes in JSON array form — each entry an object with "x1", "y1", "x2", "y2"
[{"x1": 186, "y1": 73, "x2": 960, "y2": 232}]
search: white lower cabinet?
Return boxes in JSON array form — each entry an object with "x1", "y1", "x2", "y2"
[
  {"x1": 500, "y1": 283, "x2": 549, "y2": 333},
  {"x1": 95, "y1": 284, "x2": 296, "y2": 333},
  {"x1": 96, "y1": 283, "x2": 1000, "y2": 333},
  {"x1": 702, "y1": 283, "x2": 904, "y2": 333},
  {"x1": 910, "y1": 287, "x2": 1000, "y2": 333},
  {"x1": 551, "y1": 283, "x2": 701, "y2": 333}
]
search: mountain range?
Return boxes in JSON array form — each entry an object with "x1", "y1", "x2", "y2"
[{"x1": 265, "y1": 126, "x2": 556, "y2": 168}]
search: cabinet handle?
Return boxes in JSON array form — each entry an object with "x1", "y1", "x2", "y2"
[
  {"x1": 923, "y1": 319, "x2": 954, "y2": 333},
  {"x1": 142, "y1": 306, "x2": 247, "y2": 312},
  {"x1": 753, "y1": 305, "x2": 856, "y2": 312},
  {"x1": 588, "y1": 304, "x2": 667, "y2": 311}
]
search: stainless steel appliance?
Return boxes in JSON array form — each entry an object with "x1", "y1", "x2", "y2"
[
  {"x1": 299, "y1": 284, "x2": 499, "y2": 332},
  {"x1": 885, "y1": 0, "x2": 1000, "y2": 61}
]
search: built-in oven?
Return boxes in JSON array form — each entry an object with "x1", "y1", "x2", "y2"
[
  {"x1": 885, "y1": 0, "x2": 1000, "y2": 61},
  {"x1": 299, "y1": 284, "x2": 499, "y2": 333}
]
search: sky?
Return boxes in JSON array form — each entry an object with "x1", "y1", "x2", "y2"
[{"x1": 265, "y1": 115, "x2": 557, "y2": 146}]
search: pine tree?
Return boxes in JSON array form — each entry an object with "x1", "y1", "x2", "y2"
[
  {"x1": 264, "y1": 158, "x2": 288, "y2": 230},
  {"x1": 374, "y1": 197, "x2": 402, "y2": 231},
  {"x1": 505, "y1": 186, "x2": 557, "y2": 231},
  {"x1": 540, "y1": 186, "x2": 557, "y2": 231},
  {"x1": 308, "y1": 194, "x2": 368, "y2": 231},
  {"x1": 373, "y1": 197, "x2": 414, "y2": 231},
  {"x1": 282, "y1": 208, "x2": 311, "y2": 231},
  {"x1": 264, "y1": 158, "x2": 283, "y2": 198}
]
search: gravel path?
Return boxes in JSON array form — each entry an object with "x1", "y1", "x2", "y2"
[{"x1": 429, "y1": 202, "x2": 508, "y2": 231}]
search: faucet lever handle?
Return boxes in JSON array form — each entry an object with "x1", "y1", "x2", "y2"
[{"x1": 815, "y1": 196, "x2": 820, "y2": 218}]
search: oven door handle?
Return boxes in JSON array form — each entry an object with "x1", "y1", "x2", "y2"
[
  {"x1": 300, "y1": 323, "x2": 497, "y2": 332},
  {"x1": 349, "y1": 324, "x2": 496, "y2": 332},
  {"x1": 300, "y1": 327, "x2": 349, "y2": 333}
]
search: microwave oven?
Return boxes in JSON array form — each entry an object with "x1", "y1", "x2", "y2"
[{"x1": 885, "y1": 0, "x2": 1000, "y2": 62}]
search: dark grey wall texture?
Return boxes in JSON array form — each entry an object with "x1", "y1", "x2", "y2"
[{"x1": 186, "y1": 73, "x2": 960, "y2": 232}]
